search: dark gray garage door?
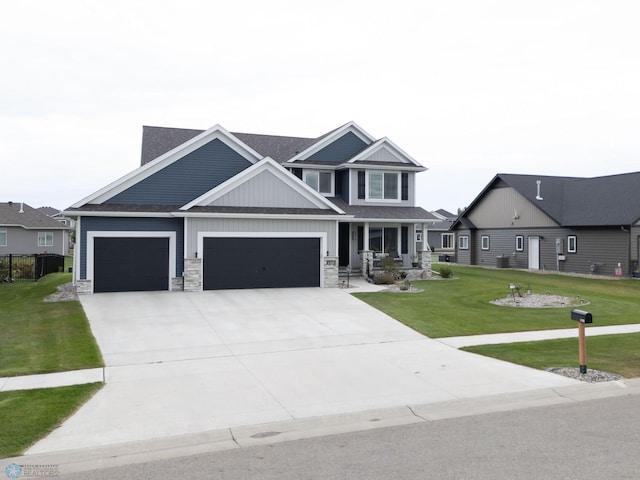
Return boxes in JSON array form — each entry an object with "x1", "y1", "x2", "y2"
[
  {"x1": 94, "y1": 237, "x2": 169, "y2": 293},
  {"x1": 203, "y1": 237, "x2": 320, "y2": 290}
]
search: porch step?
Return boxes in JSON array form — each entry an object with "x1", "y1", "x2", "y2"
[{"x1": 338, "y1": 266, "x2": 361, "y2": 278}]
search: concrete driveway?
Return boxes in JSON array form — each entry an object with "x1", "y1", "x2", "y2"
[{"x1": 29, "y1": 281, "x2": 579, "y2": 454}]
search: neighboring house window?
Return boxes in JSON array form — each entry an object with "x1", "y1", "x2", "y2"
[
  {"x1": 567, "y1": 235, "x2": 577, "y2": 253},
  {"x1": 38, "y1": 232, "x2": 54, "y2": 247},
  {"x1": 367, "y1": 171, "x2": 399, "y2": 201},
  {"x1": 0, "y1": 228, "x2": 6, "y2": 247},
  {"x1": 303, "y1": 170, "x2": 333, "y2": 195},
  {"x1": 415, "y1": 227, "x2": 422, "y2": 243},
  {"x1": 442, "y1": 233, "x2": 454, "y2": 249},
  {"x1": 515, "y1": 235, "x2": 524, "y2": 251},
  {"x1": 481, "y1": 235, "x2": 490, "y2": 250},
  {"x1": 458, "y1": 235, "x2": 469, "y2": 250}
]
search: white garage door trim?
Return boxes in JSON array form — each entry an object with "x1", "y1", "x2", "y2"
[
  {"x1": 87, "y1": 231, "x2": 177, "y2": 293},
  {"x1": 197, "y1": 231, "x2": 327, "y2": 287}
]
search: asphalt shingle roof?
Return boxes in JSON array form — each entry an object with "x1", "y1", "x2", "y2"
[
  {"x1": 461, "y1": 172, "x2": 640, "y2": 227},
  {"x1": 0, "y1": 202, "x2": 69, "y2": 229}
]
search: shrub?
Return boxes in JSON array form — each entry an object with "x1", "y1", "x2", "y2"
[
  {"x1": 373, "y1": 273, "x2": 395, "y2": 285},
  {"x1": 438, "y1": 265, "x2": 453, "y2": 278}
]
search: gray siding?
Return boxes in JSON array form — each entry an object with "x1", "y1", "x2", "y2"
[
  {"x1": 108, "y1": 139, "x2": 252, "y2": 205},
  {"x1": 459, "y1": 227, "x2": 634, "y2": 276},
  {"x1": 186, "y1": 218, "x2": 337, "y2": 258},
  {"x1": 455, "y1": 229, "x2": 473, "y2": 264},
  {"x1": 349, "y1": 170, "x2": 415, "y2": 206},
  {"x1": 210, "y1": 170, "x2": 319, "y2": 209},
  {"x1": 468, "y1": 186, "x2": 558, "y2": 228},
  {"x1": 80, "y1": 217, "x2": 184, "y2": 278},
  {"x1": 357, "y1": 145, "x2": 409, "y2": 163},
  {"x1": 0, "y1": 227, "x2": 66, "y2": 255},
  {"x1": 308, "y1": 132, "x2": 368, "y2": 163}
]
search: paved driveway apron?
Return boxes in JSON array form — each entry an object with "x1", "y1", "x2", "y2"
[{"x1": 29, "y1": 285, "x2": 579, "y2": 453}]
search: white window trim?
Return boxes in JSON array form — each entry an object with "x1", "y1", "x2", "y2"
[
  {"x1": 37, "y1": 231, "x2": 54, "y2": 247},
  {"x1": 365, "y1": 171, "x2": 401, "y2": 203},
  {"x1": 441, "y1": 233, "x2": 454, "y2": 249},
  {"x1": 458, "y1": 235, "x2": 469, "y2": 250},
  {"x1": 481, "y1": 235, "x2": 490, "y2": 250},
  {"x1": 303, "y1": 169, "x2": 334, "y2": 196},
  {"x1": 567, "y1": 235, "x2": 577, "y2": 253},
  {"x1": 516, "y1": 235, "x2": 524, "y2": 252},
  {"x1": 0, "y1": 228, "x2": 6, "y2": 247}
]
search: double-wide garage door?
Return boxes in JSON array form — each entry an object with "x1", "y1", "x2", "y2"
[
  {"x1": 94, "y1": 237, "x2": 169, "y2": 293},
  {"x1": 203, "y1": 237, "x2": 320, "y2": 290}
]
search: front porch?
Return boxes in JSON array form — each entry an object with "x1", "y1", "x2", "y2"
[{"x1": 337, "y1": 221, "x2": 433, "y2": 280}]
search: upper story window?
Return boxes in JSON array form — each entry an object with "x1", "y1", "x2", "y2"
[
  {"x1": 0, "y1": 228, "x2": 6, "y2": 247},
  {"x1": 367, "y1": 171, "x2": 399, "y2": 201},
  {"x1": 303, "y1": 170, "x2": 334, "y2": 196},
  {"x1": 38, "y1": 231, "x2": 53, "y2": 247}
]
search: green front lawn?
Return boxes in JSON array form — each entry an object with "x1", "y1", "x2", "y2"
[
  {"x1": 353, "y1": 266, "x2": 640, "y2": 338},
  {"x1": 0, "y1": 383, "x2": 102, "y2": 458},
  {"x1": 0, "y1": 273, "x2": 103, "y2": 376},
  {"x1": 464, "y1": 333, "x2": 640, "y2": 378}
]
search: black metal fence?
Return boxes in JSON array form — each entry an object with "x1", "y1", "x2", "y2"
[{"x1": 0, "y1": 254, "x2": 66, "y2": 282}]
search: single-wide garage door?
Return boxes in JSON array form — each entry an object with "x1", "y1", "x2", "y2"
[
  {"x1": 94, "y1": 237, "x2": 169, "y2": 293},
  {"x1": 203, "y1": 237, "x2": 320, "y2": 290}
]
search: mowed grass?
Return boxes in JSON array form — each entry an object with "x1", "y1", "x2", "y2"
[
  {"x1": 0, "y1": 383, "x2": 102, "y2": 458},
  {"x1": 353, "y1": 265, "x2": 640, "y2": 338},
  {"x1": 464, "y1": 333, "x2": 640, "y2": 378},
  {"x1": 0, "y1": 273, "x2": 103, "y2": 376}
]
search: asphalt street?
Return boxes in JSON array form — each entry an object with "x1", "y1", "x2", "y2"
[{"x1": 57, "y1": 392, "x2": 640, "y2": 480}]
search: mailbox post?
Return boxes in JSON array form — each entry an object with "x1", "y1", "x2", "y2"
[{"x1": 571, "y1": 309, "x2": 593, "y2": 374}]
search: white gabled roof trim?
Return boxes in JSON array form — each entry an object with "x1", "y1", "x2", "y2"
[
  {"x1": 180, "y1": 157, "x2": 345, "y2": 214},
  {"x1": 71, "y1": 124, "x2": 264, "y2": 208},
  {"x1": 347, "y1": 137, "x2": 424, "y2": 168},
  {"x1": 286, "y1": 121, "x2": 376, "y2": 163}
]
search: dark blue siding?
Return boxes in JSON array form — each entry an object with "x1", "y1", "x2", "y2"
[
  {"x1": 80, "y1": 217, "x2": 184, "y2": 278},
  {"x1": 339, "y1": 169, "x2": 350, "y2": 201},
  {"x1": 308, "y1": 132, "x2": 368, "y2": 163},
  {"x1": 109, "y1": 139, "x2": 252, "y2": 205}
]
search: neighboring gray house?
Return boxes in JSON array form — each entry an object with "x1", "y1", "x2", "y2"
[
  {"x1": 424, "y1": 209, "x2": 457, "y2": 261},
  {"x1": 0, "y1": 202, "x2": 71, "y2": 255},
  {"x1": 451, "y1": 172, "x2": 640, "y2": 277},
  {"x1": 66, "y1": 122, "x2": 438, "y2": 293}
]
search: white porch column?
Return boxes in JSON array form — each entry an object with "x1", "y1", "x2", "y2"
[{"x1": 363, "y1": 222, "x2": 370, "y2": 250}]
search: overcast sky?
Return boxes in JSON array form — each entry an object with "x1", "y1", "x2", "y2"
[{"x1": 2, "y1": 0, "x2": 638, "y2": 214}]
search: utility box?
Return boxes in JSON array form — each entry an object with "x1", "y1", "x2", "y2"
[{"x1": 496, "y1": 255, "x2": 509, "y2": 268}]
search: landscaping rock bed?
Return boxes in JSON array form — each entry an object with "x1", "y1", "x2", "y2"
[
  {"x1": 43, "y1": 282, "x2": 78, "y2": 302},
  {"x1": 546, "y1": 367, "x2": 624, "y2": 383},
  {"x1": 491, "y1": 293, "x2": 589, "y2": 308}
]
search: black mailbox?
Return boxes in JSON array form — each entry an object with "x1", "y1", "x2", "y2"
[{"x1": 571, "y1": 309, "x2": 592, "y2": 324}]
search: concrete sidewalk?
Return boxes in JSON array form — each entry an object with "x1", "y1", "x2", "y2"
[{"x1": 4, "y1": 321, "x2": 639, "y2": 393}]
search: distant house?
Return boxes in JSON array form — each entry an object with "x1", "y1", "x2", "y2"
[
  {"x1": 66, "y1": 122, "x2": 438, "y2": 293},
  {"x1": 424, "y1": 209, "x2": 457, "y2": 261},
  {"x1": 0, "y1": 202, "x2": 71, "y2": 255},
  {"x1": 451, "y1": 172, "x2": 640, "y2": 277},
  {"x1": 37, "y1": 206, "x2": 76, "y2": 228}
]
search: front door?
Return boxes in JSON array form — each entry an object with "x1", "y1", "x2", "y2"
[
  {"x1": 528, "y1": 236, "x2": 540, "y2": 270},
  {"x1": 338, "y1": 222, "x2": 350, "y2": 267}
]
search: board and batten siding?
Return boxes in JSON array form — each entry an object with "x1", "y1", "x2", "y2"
[
  {"x1": 466, "y1": 227, "x2": 632, "y2": 276},
  {"x1": 467, "y1": 186, "x2": 558, "y2": 228},
  {"x1": 108, "y1": 139, "x2": 252, "y2": 206},
  {"x1": 361, "y1": 146, "x2": 411, "y2": 163},
  {"x1": 79, "y1": 216, "x2": 184, "y2": 278},
  {"x1": 210, "y1": 170, "x2": 319, "y2": 209},
  {"x1": 186, "y1": 218, "x2": 338, "y2": 258}
]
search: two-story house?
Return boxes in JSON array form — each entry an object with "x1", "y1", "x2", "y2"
[{"x1": 66, "y1": 122, "x2": 437, "y2": 293}]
